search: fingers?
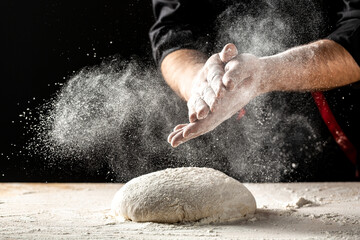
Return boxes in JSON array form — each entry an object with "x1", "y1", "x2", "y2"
[
  {"x1": 223, "y1": 59, "x2": 242, "y2": 90},
  {"x1": 201, "y1": 85, "x2": 217, "y2": 112},
  {"x1": 187, "y1": 100, "x2": 197, "y2": 123},
  {"x1": 219, "y1": 43, "x2": 238, "y2": 63},
  {"x1": 168, "y1": 123, "x2": 197, "y2": 148},
  {"x1": 222, "y1": 71, "x2": 235, "y2": 90},
  {"x1": 219, "y1": 43, "x2": 238, "y2": 91},
  {"x1": 183, "y1": 123, "x2": 199, "y2": 138},
  {"x1": 173, "y1": 124, "x2": 187, "y2": 131},
  {"x1": 187, "y1": 93, "x2": 210, "y2": 121},
  {"x1": 168, "y1": 119, "x2": 211, "y2": 148},
  {"x1": 194, "y1": 98, "x2": 210, "y2": 120},
  {"x1": 167, "y1": 128, "x2": 183, "y2": 143},
  {"x1": 206, "y1": 64, "x2": 225, "y2": 98},
  {"x1": 223, "y1": 68, "x2": 253, "y2": 92},
  {"x1": 168, "y1": 123, "x2": 189, "y2": 145},
  {"x1": 204, "y1": 43, "x2": 238, "y2": 99},
  {"x1": 170, "y1": 130, "x2": 185, "y2": 148},
  {"x1": 186, "y1": 43, "x2": 239, "y2": 122}
]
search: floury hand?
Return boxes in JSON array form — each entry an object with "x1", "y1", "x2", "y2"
[
  {"x1": 168, "y1": 44, "x2": 265, "y2": 147},
  {"x1": 168, "y1": 44, "x2": 266, "y2": 147},
  {"x1": 186, "y1": 43, "x2": 239, "y2": 123}
]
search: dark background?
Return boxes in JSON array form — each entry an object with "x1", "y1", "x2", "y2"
[{"x1": 1, "y1": 0, "x2": 154, "y2": 182}]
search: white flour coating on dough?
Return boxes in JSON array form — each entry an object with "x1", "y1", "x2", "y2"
[{"x1": 111, "y1": 167, "x2": 256, "y2": 223}]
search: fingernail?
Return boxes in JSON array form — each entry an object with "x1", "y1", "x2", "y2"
[
  {"x1": 197, "y1": 111, "x2": 204, "y2": 120},
  {"x1": 189, "y1": 114, "x2": 197, "y2": 123},
  {"x1": 226, "y1": 79, "x2": 234, "y2": 90},
  {"x1": 173, "y1": 140, "x2": 182, "y2": 148}
]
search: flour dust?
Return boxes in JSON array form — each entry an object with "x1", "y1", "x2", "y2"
[
  {"x1": 27, "y1": 58, "x2": 233, "y2": 181},
  {"x1": 209, "y1": 0, "x2": 332, "y2": 181},
  {"x1": 28, "y1": 59, "x2": 330, "y2": 182},
  {"x1": 215, "y1": 0, "x2": 328, "y2": 55},
  {"x1": 27, "y1": 0, "x2": 334, "y2": 182}
]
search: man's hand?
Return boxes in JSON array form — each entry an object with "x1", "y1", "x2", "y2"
[
  {"x1": 168, "y1": 45, "x2": 265, "y2": 147},
  {"x1": 187, "y1": 43, "x2": 238, "y2": 122}
]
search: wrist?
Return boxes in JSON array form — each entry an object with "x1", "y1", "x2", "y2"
[
  {"x1": 161, "y1": 49, "x2": 207, "y2": 101},
  {"x1": 260, "y1": 55, "x2": 283, "y2": 93}
]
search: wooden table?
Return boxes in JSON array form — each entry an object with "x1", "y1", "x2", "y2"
[{"x1": 0, "y1": 182, "x2": 359, "y2": 239}]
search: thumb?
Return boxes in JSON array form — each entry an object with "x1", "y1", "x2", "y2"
[{"x1": 219, "y1": 43, "x2": 238, "y2": 63}]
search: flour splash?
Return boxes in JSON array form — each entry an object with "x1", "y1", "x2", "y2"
[{"x1": 27, "y1": 0, "x2": 333, "y2": 182}]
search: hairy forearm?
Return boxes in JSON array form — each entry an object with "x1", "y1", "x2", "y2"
[
  {"x1": 261, "y1": 40, "x2": 360, "y2": 93},
  {"x1": 161, "y1": 49, "x2": 207, "y2": 101}
]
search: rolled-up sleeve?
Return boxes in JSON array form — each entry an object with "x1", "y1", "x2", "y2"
[
  {"x1": 327, "y1": 0, "x2": 360, "y2": 66},
  {"x1": 149, "y1": 0, "x2": 216, "y2": 66}
]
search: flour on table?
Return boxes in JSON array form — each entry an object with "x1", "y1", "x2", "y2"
[{"x1": 111, "y1": 167, "x2": 256, "y2": 223}]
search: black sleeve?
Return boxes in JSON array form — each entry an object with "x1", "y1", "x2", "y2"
[
  {"x1": 327, "y1": 0, "x2": 360, "y2": 66},
  {"x1": 149, "y1": 0, "x2": 217, "y2": 66}
]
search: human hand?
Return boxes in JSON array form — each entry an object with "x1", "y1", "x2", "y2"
[
  {"x1": 187, "y1": 43, "x2": 238, "y2": 123},
  {"x1": 169, "y1": 44, "x2": 267, "y2": 147}
]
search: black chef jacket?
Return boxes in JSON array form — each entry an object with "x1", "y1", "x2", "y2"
[{"x1": 150, "y1": 0, "x2": 360, "y2": 66}]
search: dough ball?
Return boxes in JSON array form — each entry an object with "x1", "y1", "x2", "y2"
[{"x1": 111, "y1": 167, "x2": 256, "y2": 223}]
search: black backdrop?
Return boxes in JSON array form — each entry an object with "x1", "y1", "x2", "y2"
[{"x1": 1, "y1": 0, "x2": 154, "y2": 182}]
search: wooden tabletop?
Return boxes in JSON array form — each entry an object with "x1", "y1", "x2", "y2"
[{"x1": 0, "y1": 182, "x2": 359, "y2": 239}]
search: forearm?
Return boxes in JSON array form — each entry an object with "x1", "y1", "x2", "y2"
[
  {"x1": 161, "y1": 49, "x2": 207, "y2": 101},
  {"x1": 262, "y1": 39, "x2": 360, "y2": 93}
]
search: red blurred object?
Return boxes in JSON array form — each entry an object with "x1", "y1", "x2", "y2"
[
  {"x1": 312, "y1": 91, "x2": 358, "y2": 178},
  {"x1": 237, "y1": 108, "x2": 246, "y2": 120}
]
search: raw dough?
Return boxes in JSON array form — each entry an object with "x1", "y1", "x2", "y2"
[{"x1": 111, "y1": 167, "x2": 256, "y2": 223}]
